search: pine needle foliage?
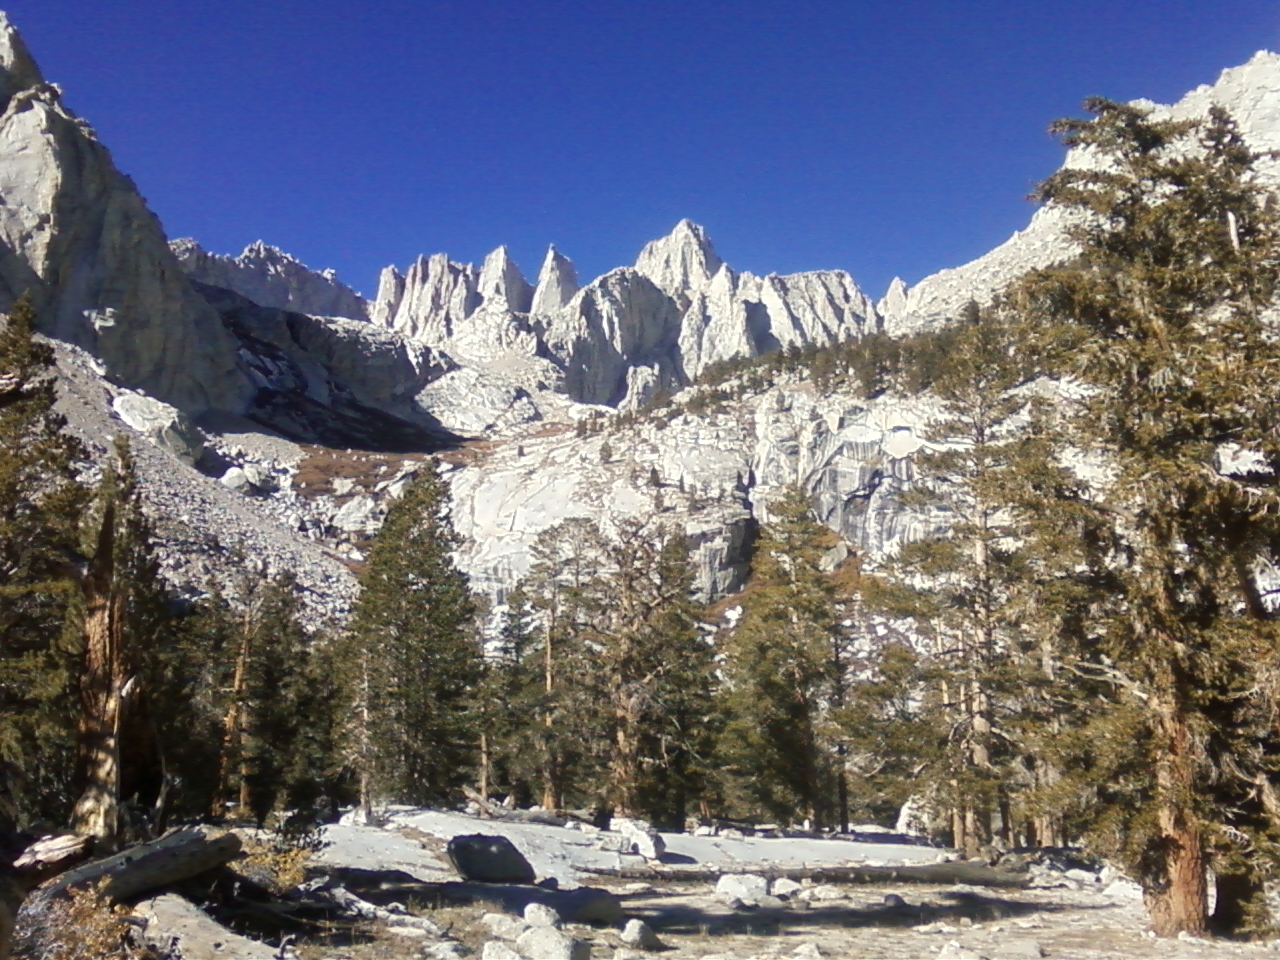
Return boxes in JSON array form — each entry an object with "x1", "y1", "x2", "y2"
[
  {"x1": 1012, "y1": 99, "x2": 1280, "y2": 937},
  {"x1": 338, "y1": 462, "x2": 480, "y2": 810},
  {"x1": 0, "y1": 293, "x2": 87, "y2": 827},
  {"x1": 719, "y1": 487, "x2": 844, "y2": 829}
]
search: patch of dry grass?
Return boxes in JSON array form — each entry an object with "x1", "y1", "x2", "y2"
[{"x1": 17, "y1": 879, "x2": 152, "y2": 960}]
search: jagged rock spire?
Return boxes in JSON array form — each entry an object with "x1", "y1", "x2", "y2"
[
  {"x1": 634, "y1": 219, "x2": 723, "y2": 307},
  {"x1": 531, "y1": 245, "x2": 579, "y2": 315},
  {"x1": 0, "y1": 11, "x2": 42, "y2": 110},
  {"x1": 478, "y1": 246, "x2": 533, "y2": 313}
]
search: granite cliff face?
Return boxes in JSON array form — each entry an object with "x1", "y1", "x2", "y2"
[
  {"x1": 0, "y1": 14, "x2": 250, "y2": 414},
  {"x1": 6, "y1": 5, "x2": 1280, "y2": 620},
  {"x1": 172, "y1": 239, "x2": 369, "y2": 321},
  {"x1": 367, "y1": 219, "x2": 879, "y2": 412}
]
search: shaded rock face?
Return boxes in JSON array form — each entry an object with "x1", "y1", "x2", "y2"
[
  {"x1": 171, "y1": 238, "x2": 369, "y2": 321},
  {"x1": 193, "y1": 282, "x2": 457, "y2": 453},
  {"x1": 447, "y1": 835, "x2": 536, "y2": 885},
  {"x1": 0, "y1": 14, "x2": 250, "y2": 416}
]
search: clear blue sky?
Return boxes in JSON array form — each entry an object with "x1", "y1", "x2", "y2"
[{"x1": 10, "y1": 1, "x2": 1280, "y2": 300}]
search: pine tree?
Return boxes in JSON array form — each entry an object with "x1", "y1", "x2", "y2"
[
  {"x1": 719, "y1": 487, "x2": 843, "y2": 829},
  {"x1": 69, "y1": 437, "x2": 168, "y2": 848},
  {"x1": 1012, "y1": 100, "x2": 1280, "y2": 937},
  {"x1": 338, "y1": 462, "x2": 480, "y2": 813},
  {"x1": 863, "y1": 305, "x2": 1046, "y2": 854},
  {"x1": 0, "y1": 293, "x2": 87, "y2": 828}
]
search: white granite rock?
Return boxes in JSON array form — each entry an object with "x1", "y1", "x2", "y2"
[
  {"x1": 0, "y1": 17, "x2": 250, "y2": 414},
  {"x1": 112, "y1": 393, "x2": 205, "y2": 463},
  {"x1": 715, "y1": 873, "x2": 769, "y2": 903},
  {"x1": 531, "y1": 245, "x2": 580, "y2": 316},
  {"x1": 522, "y1": 901, "x2": 562, "y2": 928},
  {"x1": 514, "y1": 926, "x2": 590, "y2": 960},
  {"x1": 171, "y1": 238, "x2": 368, "y2": 320}
]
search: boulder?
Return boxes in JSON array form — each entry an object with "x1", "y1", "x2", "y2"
[
  {"x1": 522, "y1": 901, "x2": 561, "y2": 928},
  {"x1": 514, "y1": 925, "x2": 590, "y2": 960},
  {"x1": 715, "y1": 873, "x2": 769, "y2": 904},
  {"x1": 481, "y1": 942, "x2": 521, "y2": 960},
  {"x1": 770, "y1": 877, "x2": 803, "y2": 897},
  {"x1": 609, "y1": 817, "x2": 665, "y2": 860},
  {"x1": 557, "y1": 886, "x2": 624, "y2": 924},
  {"x1": 793, "y1": 944, "x2": 825, "y2": 959},
  {"x1": 446, "y1": 835, "x2": 535, "y2": 885},
  {"x1": 481, "y1": 912, "x2": 531, "y2": 941},
  {"x1": 619, "y1": 918, "x2": 663, "y2": 951},
  {"x1": 112, "y1": 393, "x2": 205, "y2": 463}
]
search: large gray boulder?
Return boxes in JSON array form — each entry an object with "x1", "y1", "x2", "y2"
[
  {"x1": 112, "y1": 393, "x2": 205, "y2": 463},
  {"x1": 446, "y1": 834, "x2": 536, "y2": 884}
]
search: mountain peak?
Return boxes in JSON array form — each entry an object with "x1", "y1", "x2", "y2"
[
  {"x1": 634, "y1": 219, "x2": 723, "y2": 304},
  {"x1": 531, "y1": 244, "x2": 579, "y2": 315},
  {"x1": 0, "y1": 12, "x2": 42, "y2": 110}
]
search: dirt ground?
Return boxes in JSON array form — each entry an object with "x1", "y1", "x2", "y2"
[{"x1": 293, "y1": 876, "x2": 1280, "y2": 960}]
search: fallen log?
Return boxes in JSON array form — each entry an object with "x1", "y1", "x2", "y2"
[
  {"x1": 578, "y1": 860, "x2": 1028, "y2": 888},
  {"x1": 0, "y1": 834, "x2": 93, "y2": 959},
  {"x1": 19, "y1": 826, "x2": 241, "y2": 916}
]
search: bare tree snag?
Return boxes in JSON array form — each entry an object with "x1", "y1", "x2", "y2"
[{"x1": 18, "y1": 826, "x2": 241, "y2": 926}]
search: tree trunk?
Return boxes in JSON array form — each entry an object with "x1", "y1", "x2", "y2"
[
  {"x1": 478, "y1": 732, "x2": 490, "y2": 803},
  {"x1": 210, "y1": 623, "x2": 252, "y2": 818},
  {"x1": 70, "y1": 503, "x2": 121, "y2": 849},
  {"x1": 1145, "y1": 697, "x2": 1208, "y2": 938}
]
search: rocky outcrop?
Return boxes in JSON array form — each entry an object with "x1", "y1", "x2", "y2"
[
  {"x1": 634, "y1": 218, "x2": 723, "y2": 309},
  {"x1": 530, "y1": 245, "x2": 579, "y2": 316},
  {"x1": 540, "y1": 268, "x2": 685, "y2": 406},
  {"x1": 0, "y1": 13, "x2": 250, "y2": 414},
  {"x1": 192, "y1": 282, "x2": 456, "y2": 452},
  {"x1": 171, "y1": 238, "x2": 369, "y2": 320},
  {"x1": 679, "y1": 266, "x2": 878, "y2": 380}
]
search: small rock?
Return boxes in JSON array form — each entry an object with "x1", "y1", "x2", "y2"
[
  {"x1": 753, "y1": 894, "x2": 786, "y2": 909},
  {"x1": 693, "y1": 825, "x2": 716, "y2": 837},
  {"x1": 609, "y1": 817, "x2": 666, "y2": 860},
  {"x1": 480, "y1": 913, "x2": 530, "y2": 940},
  {"x1": 523, "y1": 901, "x2": 562, "y2": 928},
  {"x1": 883, "y1": 893, "x2": 907, "y2": 907},
  {"x1": 622, "y1": 882, "x2": 654, "y2": 894},
  {"x1": 428, "y1": 944, "x2": 471, "y2": 960},
  {"x1": 793, "y1": 944, "x2": 825, "y2": 959},
  {"x1": 937, "y1": 940, "x2": 989, "y2": 960},
  {"x1": 770, "y1": 877, "x2": 803, "y2": 897},
  {"x1": 613, "y1": 949, "x2": 646, "y2": 960},
  {"x1": 514, "y1": 925, "x2": 590, "y2": 960},
  {"x1": 1064, "y1": 868, "x2": 1097, "y2": 884},
  {"x1": 220, "y1": 466, "x2": 250, "y2": 492},
  {"x1": 799, "y1": 884, "x2": 846, "y2": 902},
  {"x1": 481, "y1": 943, "x2": 521, "y2": 960},
  {"x1": 595, "y1": 833, "x2": 632, "y2": 853},
  {"x1": 619, "y1": 918, "x2": 663, "y2": 950},
  {"x1": 715, "y1": 873, "x2": 769, "y2": 903}
]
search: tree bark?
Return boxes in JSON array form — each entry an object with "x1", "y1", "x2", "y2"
[
  {"x1": 70, "y1": 501, "x2": 122, "y2": 849},
  {"x1": 1144, "y1": 698, "x2": 1208, "y2": 938}
]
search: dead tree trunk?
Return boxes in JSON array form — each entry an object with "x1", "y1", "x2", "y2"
[{"x1": 69, "y1": 501, "x2": 122, "y2": 849}]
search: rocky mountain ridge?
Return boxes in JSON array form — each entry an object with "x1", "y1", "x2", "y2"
[
  {"x1": 5, "y1": 4, "x2": 1280, "y2": 617},
  {"x1": 172, "y1": 238, "x2": 369, "y2": 321}
]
